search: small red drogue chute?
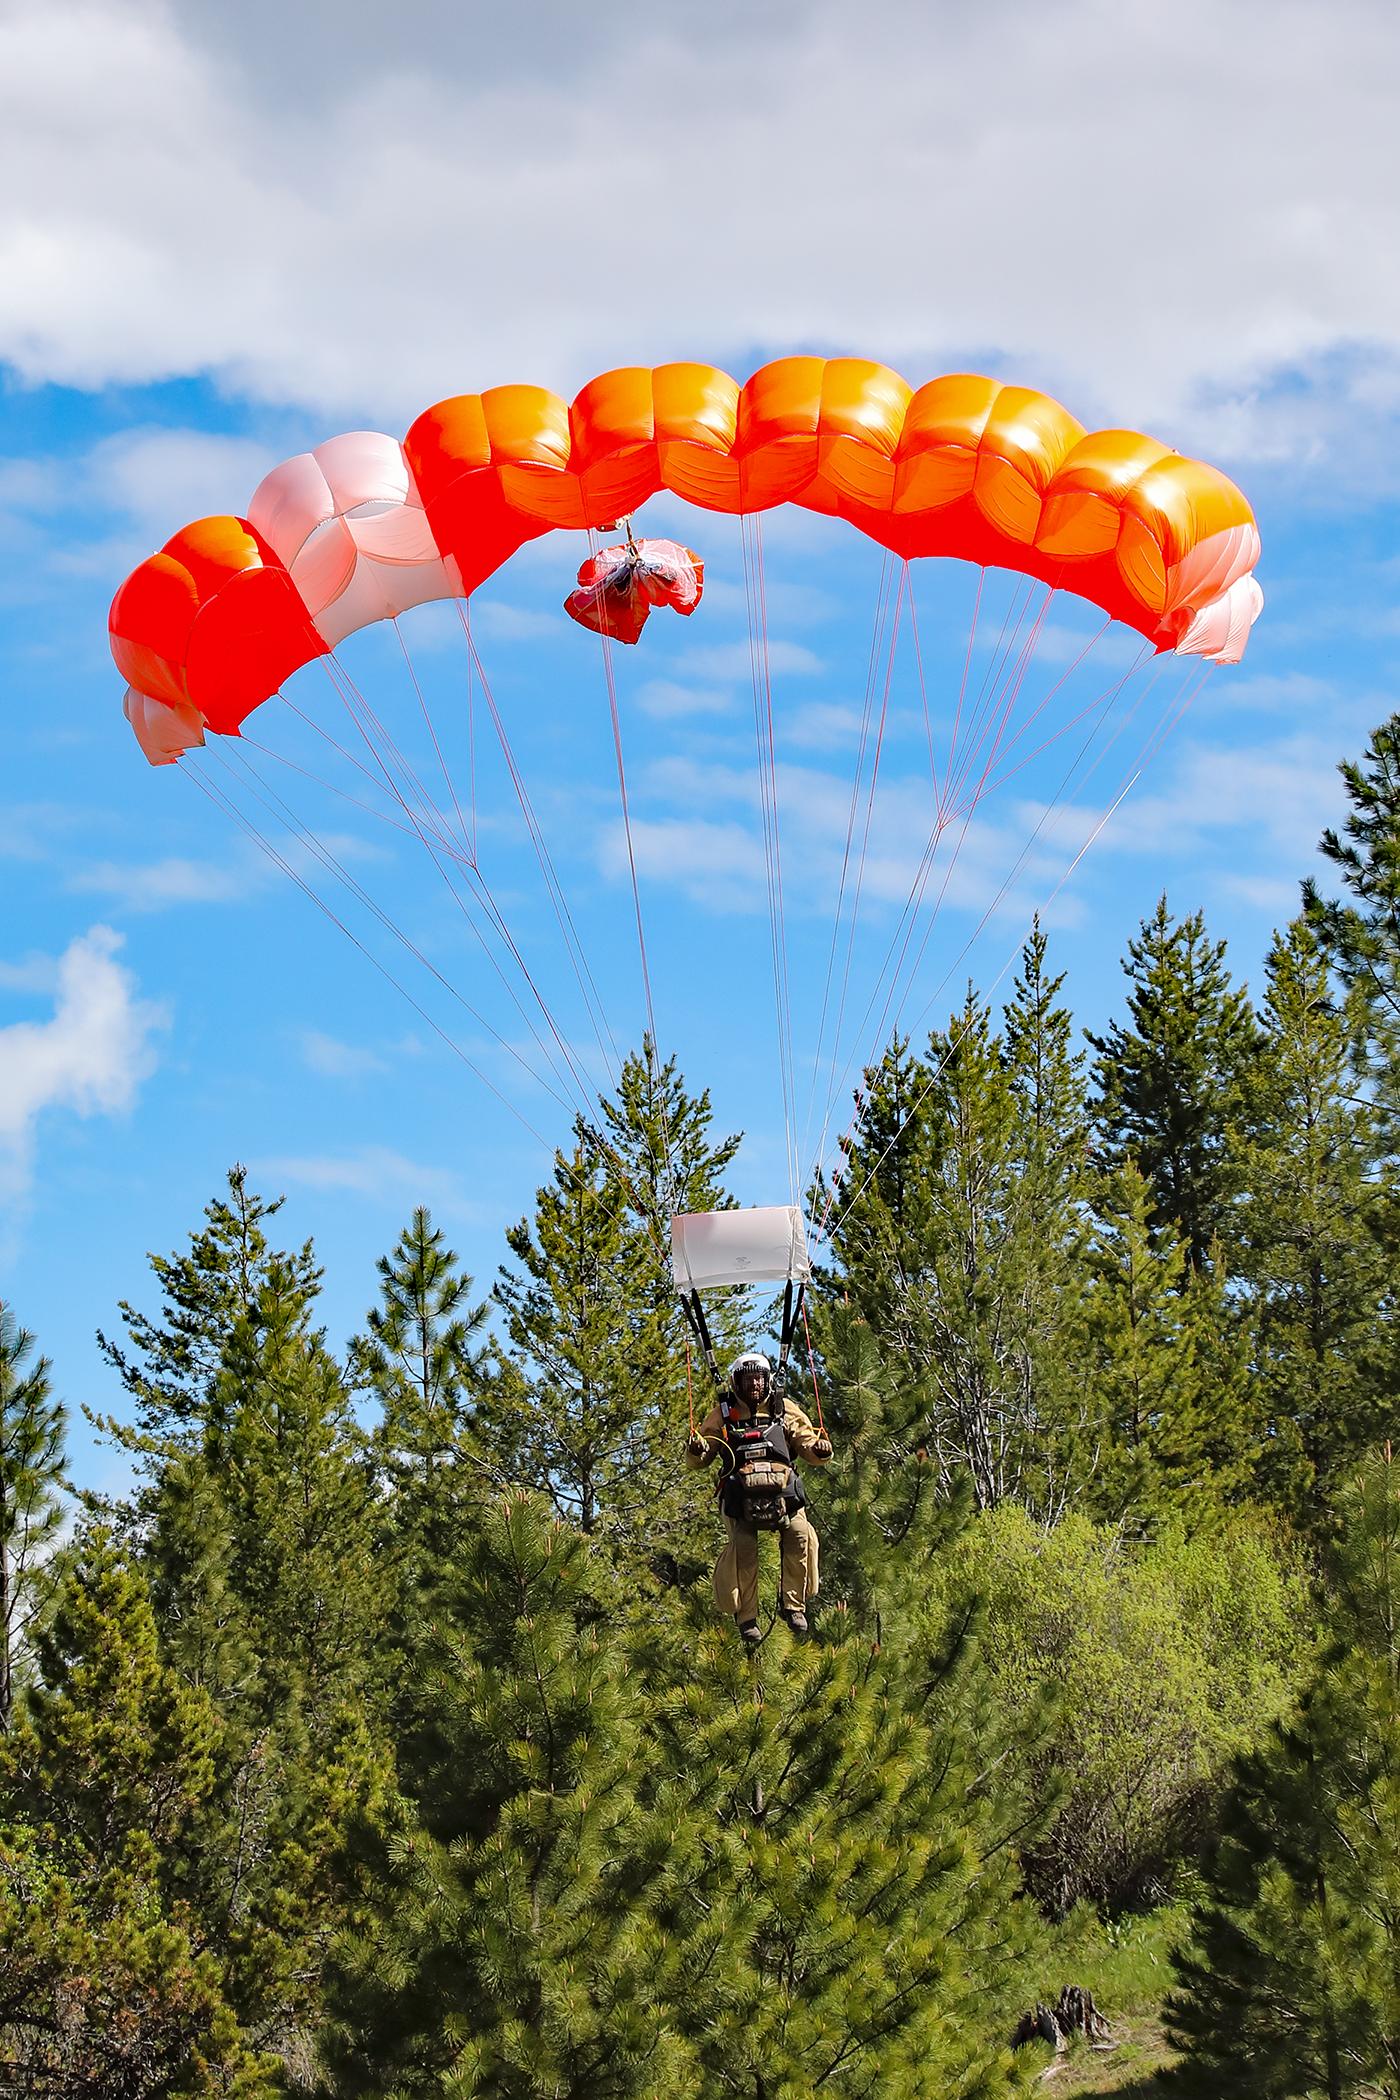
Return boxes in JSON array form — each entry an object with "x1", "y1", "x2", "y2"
[{"x1": 564, "y1": 527, "x2": 704, "y2": 644}]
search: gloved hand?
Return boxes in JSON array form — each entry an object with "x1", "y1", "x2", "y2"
[
  {"x1": 687, "y1": 1432, "x2": 708, "y2": 1459},
  {"x1": 812, "y1": 1434, "x2": 833, "y2": 1460}
]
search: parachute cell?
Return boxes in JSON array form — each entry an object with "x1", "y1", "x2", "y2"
[
  {"x1": 110, "y1": 516, "x2": 326, "y2": 735},
  {"x1": 123, "y1": 686, "x2": 205, "y2": 765},
  {"x1": 246, "y1": 432, "x2": 464, "y2": 649}
]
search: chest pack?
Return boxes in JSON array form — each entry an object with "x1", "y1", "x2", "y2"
[{"x1": 719, "y1": 1404, "x2": 800, "y2": 1530}]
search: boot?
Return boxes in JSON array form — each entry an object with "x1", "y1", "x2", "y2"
[
  {"x1": 737, "y1": 1618, "x2": 762, "y2": 1646},
  {"x1": 781, "y1": 1607, "x2": 808, "y2": 1636}
]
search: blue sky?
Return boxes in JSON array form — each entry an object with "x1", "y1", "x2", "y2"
[{"x1": 4, "y1": 0, "x2": 1400, "y2": 1493}]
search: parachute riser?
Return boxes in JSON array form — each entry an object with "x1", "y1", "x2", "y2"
[
  {"x1": 680, "y1": 1287, "x2": 723, "y2": 1388},
  {"x1": 776, "y1": 1277, "x2": 805, "y2": 1384}
]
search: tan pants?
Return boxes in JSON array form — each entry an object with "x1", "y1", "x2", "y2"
[{"x1": 713, "y1": 1509, "x2": 819, "y2": 1620}]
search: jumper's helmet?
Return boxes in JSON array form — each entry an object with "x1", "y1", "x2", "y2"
[{"x1": 729, "y1": 1352, "x2": 773, "y2": 1401}]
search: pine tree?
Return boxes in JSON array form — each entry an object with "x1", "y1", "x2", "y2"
[
  {"x1": 353, "y1": 1206, "x2": 491, "y2": 1476},
  {"x1": 822, "y1": 936, "x2": 1094, "y2": 1524},
  {"x1": 94, "y1": 1164, "x2": 320, "y2": 1469},
  {"x1": 0, "y1": 1301, "x2": 67, "y2": 1728},
  {"x1": 1004, "y1": 920, "x2": 1089, "y2": 1198},
  {"x1": 352, "y1": 1205, "x2": 494, "y2": 1615},
  {"x1": 0, "y1": 1530, "x2": 272, "y2": 2093},
  {"x1": 493, "y1": 1138, "x2": 674, "y2": 1541},
  {"x1": 1166, "y1": 1449, "x2": 1400, "y2": 2096},
  {"x1": 595, "y1": 1039, "x2": 746, "y2": 1405},
  {"x1": 634, "y1": 1525, "x2": 1043, "y2": 2096},
  {"x1": 1075, "y1": 1163, "x2": 1255, "y2": 1526},
  {"x1": 1238, "y1": 919, "x2": 1392, "y2": 1517},
  {"x1": 852, "y1": 991, "x2": 1062, "y2": 1510},
  {"x1": 797, "y1": 1298, "x2": 930, "y2": 1614},
  {"x1": 487, "y1": 1049, "x2": 740, "y2": 1577},
  {"x1": 327, "y1": 1489, "x2": 1040, "y2": 2099},
  {"x1": 205, "y1": 1257, "x2": 385, "y2": 1716},
  {"x1": 1304, "y1": 712, "x2": 1400, "y2": 1130},
  {"x1": 596, "y1": 1037, "x2": 741, "y2": 1250},
  {"x1": 140, "y1": 1258, "x2": 394, "y2": 2067},
  {"x1": 819, "y1": 1031, "x2": 936, "y2": 1342},
  {"x1": 323, "y1": 1490, "x2": 706, "y2": 2099},
  {"x1": 1001, "y1": 925, "x2": 1095, "y2": 1523},
  {"x1": 1090, "y1": 897, "x2": 1260, "y2": 1271}
]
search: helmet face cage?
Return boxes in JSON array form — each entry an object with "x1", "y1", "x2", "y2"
[{"x1": 729, "y1": 1352, "x2": 773, "y2": 1403}]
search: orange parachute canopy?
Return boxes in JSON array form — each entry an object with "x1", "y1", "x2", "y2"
[{"x1": 110, "y1": 358, "x2": 1261, "y2": 753}]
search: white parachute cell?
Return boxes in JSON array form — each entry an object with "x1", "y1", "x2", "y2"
[
  {"x1": 671, "y1": 1206, "x2": 813, "y2": 1292},
  {"x1": 246, "y1": 431, "x2": 462, "y2": 649},
  {"x1": 124, "y1": 687, "x2": 205, "y2": 765}
]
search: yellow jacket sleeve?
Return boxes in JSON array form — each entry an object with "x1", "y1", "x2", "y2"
[
  {"x1": 783, "y1": 1401, "x2": 831, "y2": 1463},
  {"x1": 685, "y1": 1403, "x2": 726, "y2": 1469}
]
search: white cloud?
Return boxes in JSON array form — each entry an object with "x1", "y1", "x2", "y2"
[
  {"x1": 0, "y1": 926, "x2": 166, "y2": 1204},
  {"x1": 1221, "y1": 871, "x2": 1305, "y2": 915},
  {"x1": 0, "y1": 953, "x2": 60, "y2": 994},
  {"x1": 252, "y1": 1143, "x2": 470, "y2": 1213},
  {"x1": 686, "y1": 640, "x2": 824, "y2": 681},
  {"x1": 784, "y1": 702, "x2": 868, "y2": 750},
  {"x1": 1030, "y1": 622, "x2": 1146, "y2": 671},
  {"x1": 5, "y1": 0, "x2": 1400, "y2": 483},
  {"x1": 63, "y1": 818, "x2": 393, "y2": 917},
  {"x1": 469, "y1": 602, "x2": 565, "y2": 644},
  {"x1": 1210, "y1": 668, "x2": 1350, "y2": 714},
  {"x1": 297, "y1": 1027, "x2": 389, "y2": 1078},
  {"x1": 68, "y1": 856, "x2": 255, "y2": 911},
  {"x1": 601, "y1": 818, "x2": 769, "y2": 909},
  {"x1": 0, "y1": 805, "x2": 85, "y2": 861},
  {"x1": 0, "y1": 457, "x2": 61, "y2": 514},
  {"x1": 1088, "y1": 734, "x2": 1357, "y2": 861},
  {"x1": 83, "y1": 427, "x2": 280, "y2": 544},
  {"x1": 609, "y1": 748, "x2": 1068, "y2": 927},
  {"x1": 635, "y1": 679, "x2": 735, "y2": 720}
]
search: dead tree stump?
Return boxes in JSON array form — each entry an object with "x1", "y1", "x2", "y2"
[
  {"x1": 1012, "y1": 1985, "x2": 1112, "y2": 2052},
  {"x1": 1055, "y1": 1985, "x2": 1111, "y2": 2041}
]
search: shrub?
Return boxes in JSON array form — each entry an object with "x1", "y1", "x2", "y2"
[{"x1": 940, "y1": 1504, "x2": 1311, "y2": 1912}]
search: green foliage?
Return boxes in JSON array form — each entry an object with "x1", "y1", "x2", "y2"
[
  {"x1": 352, "y1": 1205, "x2": 491, "y2": 1481},
  {"x1": 42, "y1": 845, "x2": 1400, "y2": 2098},
  {"x1": 0, "y1": 1299, "x2": 67, "y2": 1727},
  {"x1": 823, "y1": 933, "x2": 1093, "y2": 1521},
  {"x1": 329, "y1": 1487, "x2": 1039, "y2": 2099},
  {"x1": 492, "y1": 1136, "x2": 679, "y2": 1542},
  {"x1": 1089, "y1": 896, "x2": 1260, "y2": 1271},
  {"x1": 642, "y1": 1563, "x2": 1044, "y2": 2099},
  {"x1": 1166, "y1": 1450, "x2": 1400, "y2": 2097},
  {"x1": 1305, "y1": 712, "x2": 1400, "y2": 1130},
  {"x1": 487, "y1": 1048, "x2": 738, "y2": 1578},
  {"x1": 938, "y1": 1503, "x2": 1310, "y2": 1914},
  {"x1": 352, "y1": 1205, "x2": 496, "y2": 1654},
  {"x1": 0, "y1": 1531, "x2": 274, "y2": 2094},
  {"x1": 597, "y1": 1037, "x2": 742, "y2": 1248},
  {"x1": 96, "y1": 1164, "x2": 320, "y2": 1454},
  {"x1": 136, "y1": 1237, "x2": 395, "y2": 2069},
  {"x1": 204, "y1": 1257, "x2": 384, "y2": 1714},
  {"x1": 1239, "y1": 917, "x2": 1394, "y2": 1519},
  {"x1": 797, "y1": 1299, "x2": 935, "y2": 1614},
  {"x1": 325, "y1": 1490, "x2": 706, "y2": 2098},
  {"x1": 1075, "y1": 1163, "x2": 1258, "y2": 1524},
  {"x1": 1056, "y1": 1900, "x2": 1193, "y2": 2021}
]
